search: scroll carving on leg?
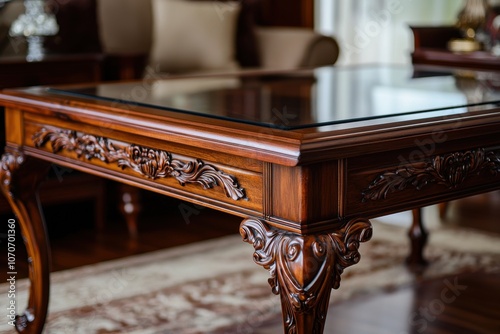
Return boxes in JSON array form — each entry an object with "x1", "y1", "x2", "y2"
[
  {"x1": 1, "y1": 150, "x2": 51, "y2": 334},
  {"x1": 240, "y1": 218, "x2": 372, "y2": 334}
]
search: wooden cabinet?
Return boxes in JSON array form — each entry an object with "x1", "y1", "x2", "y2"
[
  {"x1": 410, "y1": 26, "x2": 500, "y2": 71},
  {"x1": 257, "y1": 0, "x2": 314, "y2": 28},
  {"x1": 0, "y1": 53, "x2": 102, "y2": 89}
]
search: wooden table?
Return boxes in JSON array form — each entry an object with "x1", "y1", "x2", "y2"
[{"x1": 1, "y1": 65, "x2": 500, "y2": 333}]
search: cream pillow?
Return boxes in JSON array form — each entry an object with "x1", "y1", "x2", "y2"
[{"x1": 150, "y1": 0, "x2": 241, "y2": 73}]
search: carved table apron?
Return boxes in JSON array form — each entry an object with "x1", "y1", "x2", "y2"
[{"x1": 1, "y1": 68, "x2": 500, "y2": 334}]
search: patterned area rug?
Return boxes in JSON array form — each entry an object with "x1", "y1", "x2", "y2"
[{"x1": 1, "y1": 210, "x2": 499, "y2": 334}]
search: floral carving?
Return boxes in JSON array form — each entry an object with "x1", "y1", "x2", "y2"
[
  {"x1": 240, "y1": 218, "x2": 372, "y2": 333},
  {"x1": 33, "y1": 127, "x2": 246, "y2": 201},
  {"x1": 0, "y1": 151, "x2": 27, "y2": 202},
  {"x1": 0, "y1": 151, "x2": 24, "y2": 192},
  {"x1": 362, "y1": 149, "x2": 500, "y2": 201}
]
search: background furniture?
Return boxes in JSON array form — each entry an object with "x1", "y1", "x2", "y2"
[
  {"x1": 96, "y1": 0, "x2": 338, "y2": 79},
  {"x1": 0, "y1": 53, "x2": 102, "y2": 87},
  {"x1": 408, "y1": 24, "x2": 500, "y2": 266},
  {"x1": 411, "y1": 25, "x2": 500, "y2": 70},
  {"x1": 410, "y1": 4, "x2": 500, "y2": 70}
]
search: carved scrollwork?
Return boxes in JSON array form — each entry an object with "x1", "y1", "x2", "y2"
[
  {"x1": 0, "y1": 151, "x2": 24, "y2": 193},
  {"x1": 33, "y1": 127, "x2": 246, "y2": 201},
  {"x1": 362, "y1": 149, "x2": 500, "y2": 201},
  {"x1": 240, "y1": 218, "x2": 372, "y2": 333}
]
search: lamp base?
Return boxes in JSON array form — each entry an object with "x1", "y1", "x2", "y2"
[
  {"x1": 447, "y1": 38, "x2": 482, "y2": 53},
  {"x1": 26, "y1": 36, "x2": 45, "y2": 62}
]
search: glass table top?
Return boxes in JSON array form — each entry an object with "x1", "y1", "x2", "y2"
[{"x1": 49, "y1": 65, "x2": 500, "y2": 130}]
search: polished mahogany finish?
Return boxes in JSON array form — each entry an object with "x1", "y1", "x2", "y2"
[{"x1": 1, "y1": 65, "x2": 500, "y2": 333}]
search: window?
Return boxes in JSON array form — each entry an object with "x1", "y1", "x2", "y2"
[{"x1": 315, "y1": 0, "x2": 473, "y2": 65}]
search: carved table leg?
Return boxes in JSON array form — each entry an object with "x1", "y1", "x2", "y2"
[
  {"x1": 1, "y1": 151, "x2": 51, "y2": 333},
  {"x1": 240, "y1": 218, "x2": 372, "y2": 334},
  {"x1": 407, "y1": 208, "x2": 428, "y2": 266}
]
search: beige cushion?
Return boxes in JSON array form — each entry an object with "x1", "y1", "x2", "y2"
[{"x1": 150, "y1": 0, "x2": 241, "y2": 74}]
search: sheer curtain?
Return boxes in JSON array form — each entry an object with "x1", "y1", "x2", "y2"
[{"x1": 315, "y1": 0, "x2": 471, "y2": 65}]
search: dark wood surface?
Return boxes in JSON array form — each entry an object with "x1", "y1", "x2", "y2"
[
  {"x1": 0, "y1": 53, "x2": 102, "y2": 89},
  {"x1": 412, "y1": 48, "x2": 500, "y2": 71},
  {"x1": 0, "y1": 67, "x2": 499, "y2": 333}
]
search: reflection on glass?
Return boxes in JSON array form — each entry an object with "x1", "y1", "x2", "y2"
[{"x1": 50, "y1": 66, "x2": 500, "y2": 130}]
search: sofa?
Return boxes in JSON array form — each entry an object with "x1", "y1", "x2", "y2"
[{"x1": 96, "y1": 0, "x2": 339, "y2": 77}]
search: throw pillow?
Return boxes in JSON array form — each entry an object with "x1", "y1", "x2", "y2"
[
  {"x1": 187, "y1": 0, "x2": 262, "y2": 68},
  {"x1": 150, "y1": 0, "x2": 241, "y2": 73}
]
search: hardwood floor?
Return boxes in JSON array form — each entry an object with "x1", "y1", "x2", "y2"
[
  {"x1": 257, "y1": 271, "x2": 500, "y2": 334},
  {"x1": 0, "y1": 184, "x2": 499, "y2": 333}
]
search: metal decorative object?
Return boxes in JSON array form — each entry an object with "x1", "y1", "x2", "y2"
[
  {"x1": 448, "y1": 0, "x2": 489, "y2": 53},
  {"x1": 457, "y1": 0, "x2": 489, "y2": 39},
  {"x1": 9, "y1": 0, "x2": 59, "y2": 61}
]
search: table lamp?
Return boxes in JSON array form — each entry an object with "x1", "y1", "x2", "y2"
[{"x1": 9, "y1": 0, "x2": 59, "y2": 61}]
